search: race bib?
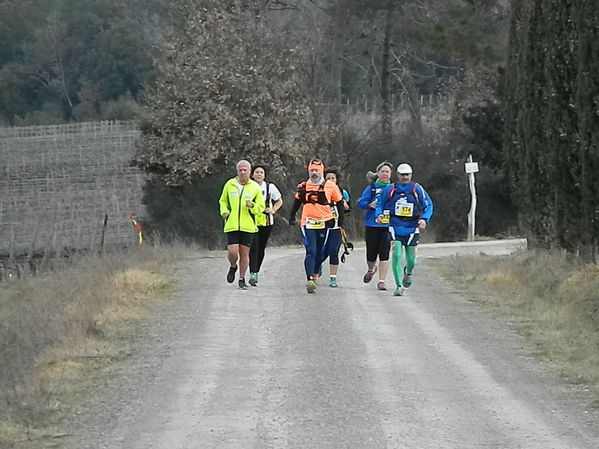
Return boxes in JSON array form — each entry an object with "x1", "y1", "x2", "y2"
[
  {"x1": 306, "y1": 218, "x2": 325, "y2": 229},
  {"x1": 331, "y1": 207, "x2": 339, "y2": 220},
  {"x1": 395, "y1": 198, "x2": 414, "y2": 217},
  {"x1": 380, "y1": 210, "x2": 390, "y2": 224}
]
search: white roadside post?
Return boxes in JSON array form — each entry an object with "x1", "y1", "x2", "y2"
[{"x1": 465, "y1": 155, "x2": 479, "y2": 242}]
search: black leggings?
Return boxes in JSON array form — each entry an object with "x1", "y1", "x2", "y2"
[
  {"x1": 249, "y1": 225, "x2": 273, "y2": 273},
  {"x1": 365, "y1": 226, "x2": 391, "y2": 262}
]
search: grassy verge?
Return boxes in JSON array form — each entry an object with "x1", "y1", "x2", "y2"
[
  {"x1": 0, "y1": 244, "x2": 195, "y2": 449},
  {"x1": 428, "y1": 250, "x2": 599, "y2": 405}
]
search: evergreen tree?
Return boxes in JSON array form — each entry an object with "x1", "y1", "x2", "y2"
[{"x1": 504, "y1": 0, "x2": 599, "y2": 260}]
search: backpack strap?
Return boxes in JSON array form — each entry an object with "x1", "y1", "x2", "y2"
[
  {"x1": 265, "y1": 181, "x2": 271, "y2": 207},
  {"x1": 412, "y1": 182, "x2": 422, "y2": 209},
  {"x1": 370, "y1": 182, "x2": 377, "y2": 197},
  {"x1": 387, "y1": 182, "x2": 424, "y2": 217},
  {"x1": 388, "y1": 182, "x2": 419, "y2": 202},
  {"x1": 297, "y1": 181, "x2": 328, "y2": 204},
  {"x1": 412, "y1": 182, "x2": 420, "y2": 199},
  {"x1": 296, "y1": 181, "x2": 307, "y2": 194},
  {"x1": 387, "y1": 183, "x2": 398, "y2": 202}
]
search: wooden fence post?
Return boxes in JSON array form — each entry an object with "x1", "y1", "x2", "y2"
[{"x1": 100, "y1": 214, "x2": 108, "y2": 252}]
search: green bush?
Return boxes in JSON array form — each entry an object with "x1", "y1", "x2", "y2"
[
  {"x1": 101, "y1": 95, "x2": 141, "y2": 121},
  {"x1": 13, "y1": 102, "x2": 65, "y2": 126},
  {"x1": 142, "y1": 176, "x2": 230, "y2": 249}
]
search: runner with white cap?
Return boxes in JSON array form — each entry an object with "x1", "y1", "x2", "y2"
[{"x1": 375, "y1": 163, "x2": 434, "y2": 296}]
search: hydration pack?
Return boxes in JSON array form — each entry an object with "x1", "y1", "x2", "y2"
[
  {"x1": 296, "y1": 181, "x2": 330, "y2": 205},
  {"x1": 387, "y1": 182, "x2": 423, "y2": 219}
]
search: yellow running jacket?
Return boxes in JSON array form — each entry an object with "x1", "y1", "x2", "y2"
[{"x1": 219, "y1": 178, "x2": 265, "y2": 233}]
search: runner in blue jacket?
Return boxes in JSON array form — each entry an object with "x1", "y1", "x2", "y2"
[
  {"x1": 357, "y1": 161, "x2": 393, "y2": 290},
  {"x1": 375, "y1": 163, "x2": 433, "y2": 296}
]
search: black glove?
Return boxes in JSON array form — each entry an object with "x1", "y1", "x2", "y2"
[{"x1": 288, "y1": 216, "x2": 296, "y2": 226}]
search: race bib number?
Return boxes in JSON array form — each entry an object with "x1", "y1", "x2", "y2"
[
  {"x1": 306, "y1": 218, "x2": 325, "y2": 229},
  {"x1": 395, "y1": 199, "x2": 414, "y2": 217},
  {"x1": 380, "y1": 210, "x2": 390, "y2": 224}
]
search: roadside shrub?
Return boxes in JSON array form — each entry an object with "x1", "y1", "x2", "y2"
[
  {"x1": 101, "y1": 95, "x2": 141, "y2": 121},
  {"x1": 430, "y1": 249, "x2": 599, "y2": 399},
  {"x1": 559, "y1": 264, "x2": 599, "y2": 328},
  {"x1": 13, "y1": 102, "x2": 65, "y2": 126},
  {"x1": 142, "y1": 176, "x2": 228, "y2": 249}
]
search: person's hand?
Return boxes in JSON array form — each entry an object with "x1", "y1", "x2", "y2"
[
  {"x1": 222, "y1": 212, "x2": 229, "y2": 219},
  {"x1": 264, "y1": 207, "x2": 274, "y2": 214},
  {"x1": 375, "y1": 215, "x2": 383, "y2": 224},
  {"x1": 245, "y1": 200, "x2": 254, "y2": 208},
  {"x1": 289, "y1": 217, "x2": 296, "y2": 226},
  {"x1": 418, "y1": 219, "x2": 427, "y2": 231},
  {"x1": 368, "y1": 201, "x2": 377, "y2": 209}
]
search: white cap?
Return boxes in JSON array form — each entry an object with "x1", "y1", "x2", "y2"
[{"x1": 397, "y1": 163, "x2": 413, "y2": 174}]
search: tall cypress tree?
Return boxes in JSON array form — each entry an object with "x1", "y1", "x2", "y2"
[
  {"x1": 505, "y1": 0, "x2": 552, "y2": 248},
  {"x1": 576, "y1": 0, "x2": 599, "y2": 261},
  {"x1": 543, "y1": 1, "x2": 579, "y2": 251},
  {"x1": 504, "y1": 0, "x2": 599, "y2": 260}
]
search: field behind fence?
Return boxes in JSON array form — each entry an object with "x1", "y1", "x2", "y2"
[{"x1": 0, "y1": 120, "x2": 145, "y2": 261}]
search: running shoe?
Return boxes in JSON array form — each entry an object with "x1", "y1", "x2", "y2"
[
  {"x1": 306, "y1": 279, "x2": 317, "y2": 294},
  {"x1": 328, "y1": 277, "x2": 337, "y2": 288},
  {"x1": 363, "y1": 265, "x2": 378, "y2": 283},
  {"x1": 249, "y1": 272, "x2": 258, "y2": 287},
  {"x1": 376, "y1": 280, "x2": 386, "y2": 290},
  {"x1": 402, "y1": 267, "x2": 412, "y2": 288},
  {"x1": 393, "y1": 287, "x2": 404, "y2": 296},
  {"x1": 238, "y1": 278, "x2": 249, "y2": 290},
  {"x1": 226, "y1": 265, "x2": 237, "y2": 283}
]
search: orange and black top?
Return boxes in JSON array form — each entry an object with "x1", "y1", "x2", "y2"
[{"x1": 290, "y1": 180, "x2": 343, "y2": 228}]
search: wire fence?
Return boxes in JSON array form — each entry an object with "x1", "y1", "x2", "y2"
[{"x1": 0, "y1": 120, "x2": 145, "y2": 275}]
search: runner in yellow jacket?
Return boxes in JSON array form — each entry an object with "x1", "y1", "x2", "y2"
[{"x1": 219, "y1": 160, "x2": 265, "y2": 289}]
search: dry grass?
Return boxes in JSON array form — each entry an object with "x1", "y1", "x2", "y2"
[
  {"x1": 429, "y1": 249, "x2": 599, "y2": 404},
  {"x1": 0, "y1": 243, "x2": 195, "y2": 449}
]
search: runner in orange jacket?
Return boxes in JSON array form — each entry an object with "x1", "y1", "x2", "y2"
[{"x1": 289, "y1": 158, "x2": 343, "y2": 294}]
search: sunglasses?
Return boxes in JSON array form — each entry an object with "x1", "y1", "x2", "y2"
[{"x1": 398, "y1": 173, "x2": 411, "y2": 176}]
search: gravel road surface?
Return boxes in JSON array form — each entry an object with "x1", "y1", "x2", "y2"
[{"x1": 69, "y1": 240, "x2": 599, "y2": 448}]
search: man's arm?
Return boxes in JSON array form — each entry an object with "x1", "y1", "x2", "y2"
[
  {"x1": 288, "y1": 197, "x2": 302, "y2": 225},
  {"x1": 416, "y1": 185, "x2": 433, "y2": 230},
  {"x1": 219, "y1": 183, "x2": 230, "y2": 217}
]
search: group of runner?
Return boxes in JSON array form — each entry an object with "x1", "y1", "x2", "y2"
[
  {"x1": 219, "y1": 158, "x2": 433, "y2": 296},
  {"x1": 356, "y1": 160, "x2": 433, "y2": 296}
]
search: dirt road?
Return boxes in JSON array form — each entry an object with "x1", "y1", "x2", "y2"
[{"x1": 71, "y1": 240, "x2": 599, "y2": 448}]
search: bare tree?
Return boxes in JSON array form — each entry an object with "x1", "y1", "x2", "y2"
[{"x1": 134, "y1": 5, "x2": 335, "y2": 185}]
